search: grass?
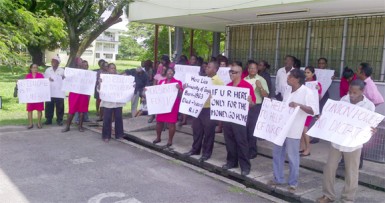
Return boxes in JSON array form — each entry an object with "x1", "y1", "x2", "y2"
[{"x1": 0, "y1": 60, "x2": 140, "y2": 126}]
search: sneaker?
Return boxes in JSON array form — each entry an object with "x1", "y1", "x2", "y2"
[
  {"x1": 316, "y1": 195, "x2": 334, "y2": 203},
  {"x1": 288, "y1": 185, "x2": 296, "y2": 193}
]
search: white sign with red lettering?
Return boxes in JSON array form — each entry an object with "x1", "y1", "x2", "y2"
[
  {"x1": 17, "y1": 79, "x2": 51, "y2": 103},
  {"x1": 253, "y1": 99, "x2": 300, "y2": 146}
]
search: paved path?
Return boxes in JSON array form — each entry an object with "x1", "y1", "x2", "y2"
[{"x1": 0, "y1": 126, "x2": 278, "y2": 203}]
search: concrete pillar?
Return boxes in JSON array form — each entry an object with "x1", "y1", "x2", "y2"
[
  {"x1": 174, "y1": 27, "x2": 184, "y2": 61},
  {"x1": 212, "y1": 32, "x2": 221, "y2": 57}
]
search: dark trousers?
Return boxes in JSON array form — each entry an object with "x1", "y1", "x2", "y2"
[
  {"x1": 102, "y1": 107, "x2": 123, "y2": 139},
  {"x1": 45, "y1": 98, "x2": 64, "y2": 122},
  {"x1": 247, "y1": 104, "x2": 262, "y2": 158},
  {"x1": 191, "y1": 108, "x2": 217, "y2": 158},
  {"x1": 223, "y1": 122, "x2": 251, "y2": 171}
]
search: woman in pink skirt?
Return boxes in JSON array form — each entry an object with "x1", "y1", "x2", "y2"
[
  {"x1": 152, "y1": 68, "x2": 183, "y2": 147},
  {"x1": 25, "y1": 64, "x2": 45, "y2": 129},
  {"x1": 62, "y1": 63, "x2": 91, "y2": 133},
  {"x1": 300, "y1": 66, "x2": 322, "y2": 156}
]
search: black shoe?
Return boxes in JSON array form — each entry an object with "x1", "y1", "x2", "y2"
[
  {"x1": 310, "y1": 138, "x2": 319, "y2": 144},
  {"x1": 184, "y1": 150, "x2": 199, "y2": 156},
  {"x1": 249, "y1": 154, "x2": 257, "y2": 159},
  {"x1": 199, "y1": 156, "x2": 209, "y2": 162},
  {"x1": 57, "y1": 121, "x2": 63, "y2": 126},
  {"x1": 44, "y1": 120, "x2": 52, "y2": 125},
  {"x1": 241, "y1": 169, "x2": 250, "y2": 176},
  {"x1": 222, "y1": 163, "x2": 238, "y2": 170}
]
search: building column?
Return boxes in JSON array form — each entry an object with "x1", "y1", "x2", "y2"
[
  {"x1": 212, "y1": 32, "x2": 221, "y2": 57},
  {"x1": 174, "y1": 27, "x2": 184, "y2": 61}
]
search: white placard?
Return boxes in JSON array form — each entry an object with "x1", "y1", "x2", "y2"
[
  {"x1": 179, "y1": 74, "x2": 212, "y2": 117},
  {"x1": 315, "y1": 69, "x2": 334, "y2": 97},
  {"x1": 62, "y1": 68, "x2": 97, "y2": 95},
  {"x1": 253, "y1": 99, "x2": 300, "y2": 146},
  {"x1": 210, "y1": 86, "x2": 249, "y2": 126},
  {"x1": 99, "y1": 74, "x2": 135, "y2": 103},
  {"x1": 308, "y1": 99, "x2": 385, "y2": 148},
  {"x1": 17, "y1": 79, "x2": 51, "y2": 103},
  {"x1": 49, "y1": 74, "x2": 65, "y2": 98},
  {"x1": 305, "y1": 81, "x2": 320, "y2": 115},
  {"x1": 145, "y1": 83, "x2": 179, "y2": 115},
  {"x1": 217, "y1": 67, "x2": 231, "y2": 85},
  {"x1": 174, "y1": 65, "x2": 200, "y2": 84}
]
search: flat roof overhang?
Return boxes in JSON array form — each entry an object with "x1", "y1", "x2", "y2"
[{"x1": 128, "y1": 0, "x2": 385, "y2": 32}]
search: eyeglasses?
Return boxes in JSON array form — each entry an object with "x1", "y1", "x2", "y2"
[{"x1": 229, "y1": 70, "x2": 239, "y2": 75}]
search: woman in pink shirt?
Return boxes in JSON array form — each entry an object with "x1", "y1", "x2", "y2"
[{"x1": 25, "y1": 64, "x2": 45, "y2": 129}]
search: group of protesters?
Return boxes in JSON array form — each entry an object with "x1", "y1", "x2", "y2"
[{"x1": 22, "y1": 53, "x2": 384, "y2": 203}]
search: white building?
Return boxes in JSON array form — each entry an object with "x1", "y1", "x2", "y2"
[{"x1": 46, "y1": 27, "x2": 123, "y2": 68}]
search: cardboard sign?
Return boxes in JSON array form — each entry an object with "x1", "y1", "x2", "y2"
[
  {"x1": 62, "y1": 68, "x2": 97, "y2": 96},
  {"x1": 305, "y1": 81, "x2": 320, "y2": 115},
  {"x1": 308, "y1": 99, "x2": 385, "y2": 148},
  {"x1": 217, "y1": 67, "x2": 231, "y2": 85},
  {"x1": 179, "y1": 74, "x2": 212, "y2": 117},
  {"x1": 17, "y1": 79, "x2": 51, "y2": 103},
  {"x1": 253, "y1": 99, "x2": 300, "y2": 146},
  {"x1": 145, "y1": 83, "x2": 179, "y2": 115},
  {"x1": 173, "y1": 65, "x2": 200, "y2": 84},
  {"x1": 210, "y1": 86, "x2": 249, "y2": 126},
  {"x1": 315, "y1": 69, "x2": 334, "y2": 97},
  {"x1": 49, "y1": 74, "x2": 65, "y2": 98},
  {"x1": 99, "y1": 74, "x2": 135, "y2": 103}
]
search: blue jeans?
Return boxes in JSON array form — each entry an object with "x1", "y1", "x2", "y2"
[{"x1": 273, "y1": 138, "x2": 300, "y2": 187}]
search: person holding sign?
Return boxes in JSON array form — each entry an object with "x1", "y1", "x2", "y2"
[
  {"x1": 44, "y1": 56, "x2": 65, "y2": 126},
  {"x1": 316, "y1": 80, "x2": 376, "y2": 203},
  {"x1": 275, "y1": 55, "x2": 295, "y2": 101},
  {"x1": 152, "y1": 68, "x2": 183, "y2": 147},
  {"x1": 300, "y1": 66, "x2": 322, "y2": 157},
  {"x1": 244, "y1": 61, "x2": 269, "y2": 159},
  {"x1": 222, "y1": 65, "x2": 256, "y2": 176},
  {"x1": 98, "y1": 63, "x2": 126, "y2": 142},
  {"x1": 25, "y1": 64, "x2": 45, "y2": 129},
  {"x1": 62, "y1": 64, "x2": 92, "y2": 133},
  {"x1": 184, "y1": 61, "x2": 224, "y2": 162},
  {"x1": 269, "y1": 69, "x2": 316, "y2": 192}
]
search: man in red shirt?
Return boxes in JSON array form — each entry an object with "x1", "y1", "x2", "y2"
[{"x1": 222, "y1": 65, "x2": 256, "y2": 176}]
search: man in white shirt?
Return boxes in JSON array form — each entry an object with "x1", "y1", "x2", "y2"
[
  {"x1": 269, "y1": 69, "x2": 317, "y2": 192},
  {"x1": 44, "y1": 56, "x2": 65, "y2": 126},
  {"x1": 275, "y1": 55, "x2": 295, "y2": 101},
  {"x1": 317, "y1": 79, "x2": 376, "y2": 203}
]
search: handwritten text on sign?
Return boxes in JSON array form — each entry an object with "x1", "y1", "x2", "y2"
[
  {"x1": 173, "y1": 65, "x2": 200, "y2": 84},
  {"x1": 210, "y1": 86, "x2": 249, "y2": 126},
  {"x1": 17, "y1": 79, "x2": 51, "y2": 103},
  {"x1": 308, "y1": 99, "x2": 385, "y2": 148},
  {"x1": 305, "y1": 81, "x2": 320, "y2": 115},
  {"x1": 145, "y1": 83, "x2": 178, "y2": 115},
  {"x1": 62, "y1": 68, "x2": 97, "y2": 96},
  {"x1": 217, "y1": 67, "x2": 231, "y2": 85},
  {"x1": 49, "y1": 74, "x2": 65, "y2": 98},
  {"x1": 253, "y1": 99, "x2": 299, "y2": 146},
  {"x1": 179, "y1": 75, "x2": 212, "y2": 117},
  {"x1": 100, "y1": 74, "x2": 135, "y2": 103}
]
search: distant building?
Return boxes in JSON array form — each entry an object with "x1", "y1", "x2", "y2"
[{"x1": 46, "y1": 28, "x2": 124, "y2": 67}]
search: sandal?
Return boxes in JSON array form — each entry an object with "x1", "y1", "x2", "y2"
[
  {"x1": 78, "y1": 127, "x2": 85, "y2": 132},
  {"x1": 27, "y1": 125, "x2": 34, "y2": 129},
  {"x1": 37, "y1": 123, "x2": 42, "y2": 129},
  {"x1": 61, "y1": 126, "x2": 70, "y2": 133},
  {"x1": 152, "y1": 139, "x2": 161, "y2": 144}
]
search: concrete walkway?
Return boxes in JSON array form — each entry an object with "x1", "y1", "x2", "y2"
[{"x1": 86, "y1": 116, "x2": 385, "y2": 203}]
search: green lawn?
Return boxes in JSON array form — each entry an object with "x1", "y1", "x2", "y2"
[{"x1": 0, "y1": 60, "x2": 140, "y2": 126}]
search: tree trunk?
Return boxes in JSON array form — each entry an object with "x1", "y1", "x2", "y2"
[{"x1": 27, "y1": 45, "x2": 45, "y2": 66}]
